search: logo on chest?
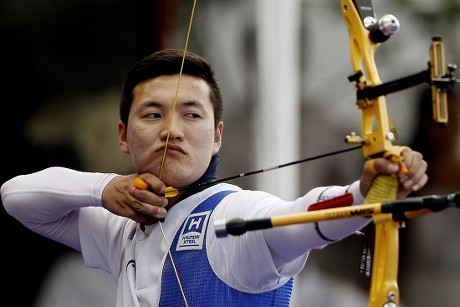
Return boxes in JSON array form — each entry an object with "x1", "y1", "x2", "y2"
[{"x1": 176, "y1": 210, "x2": 211, "y2": 251}]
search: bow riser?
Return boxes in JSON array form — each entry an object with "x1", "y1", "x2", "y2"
[{"x1": 342, "y1": 0, "x2": 404, "y2": 161}]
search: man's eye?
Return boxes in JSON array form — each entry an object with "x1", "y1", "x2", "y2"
[
  {"x1": 145, "y1": 113, "x2": 161, "y2": 119},
  {"x1": 185, "y1": 113, "x2": 200, "y2": 119}
]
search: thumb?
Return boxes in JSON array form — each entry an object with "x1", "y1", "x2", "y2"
[
  {"x1": 360, "y1": 158, "x2": 400, "y2": 196},
  {"x1": 369, "y1": 158, "x2": 400, "y2": 176}
]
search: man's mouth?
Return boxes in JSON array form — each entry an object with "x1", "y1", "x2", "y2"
[{"x1": 160, "y1": 144, "x2": 186, "y2": 155}]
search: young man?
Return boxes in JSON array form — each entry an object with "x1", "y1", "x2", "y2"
[{"x1": 1, "y1": 49, "x2": 427, "y2": 306}]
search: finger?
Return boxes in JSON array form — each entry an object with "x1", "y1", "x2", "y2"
[
  {"x1": 132, "y1": 185, "x2": 168, "y2": 208},
  {"x1": 400, "y1": 161, "x2": 428, "y2": 191},
  {"x1": 368, "y1": 159, "x2": 378, "y2": 175},
  {"x1": 401, "y1": 149, "x2": 424, "y2": 172},
  {"x1": 130, "y1": 186, "x2": 137, "y2": 197},
  {"x1": 134, "y1": 175, "x2": 166, "y2": 195},
  {"x1": 397, "y1": 173, "x2": 428, "y2": 198},
  {"x1": 367, "y1": 158, "x2": 399, "y2": 176},
  {"x1": 399, "y1": 150, "x2": 425, "y2": 181},
  {"x1": 401, "y1": 149, "x2": 414, "y2": 170},
  {"x1": 397, "y1": 149, "x2": 428, "y2": 195},
  {"x1": 113, "y1": 203, "x2": 149, "y2": 224},
  {"x1": 131, "y1": 198, "x2": 167, "y2": 218},
  {"x1": 130, "y1": 186, "x2": 168, "y2": 217}
]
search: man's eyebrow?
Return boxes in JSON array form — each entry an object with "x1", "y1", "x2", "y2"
[
  {"x1": 180, "y1": 100, "x2": 205, "y2": 108},
  {"x1": 140, "y1": 100, "x2": 162, "y2": 108},
  {"x1": 139, "y1": 100, "x2": 207, "y2": 110}
]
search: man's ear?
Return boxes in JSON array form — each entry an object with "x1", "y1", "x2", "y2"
[
  {"x1": 213, "y1": 121, "x2": 224, "y2": 154},
  {"x1": 118, "y1": 120, "x2": 130, "y2": 154}
]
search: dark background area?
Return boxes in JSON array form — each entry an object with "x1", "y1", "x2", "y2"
[{"x1": 0, "y1": 1, "x2": 176, "y2": 305}]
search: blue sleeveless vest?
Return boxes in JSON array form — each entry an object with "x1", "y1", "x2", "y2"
[{"x1": 159, "y1": 190, "x2": 293, "y2": 307}]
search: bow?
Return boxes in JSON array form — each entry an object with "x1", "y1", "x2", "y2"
[{"x1": 341, "y1": 0, "x2": 456, "y2": 305}]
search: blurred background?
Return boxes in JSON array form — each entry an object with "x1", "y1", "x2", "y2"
[{"x1": 1, "y1": 0, "x2": 459, "y2": 306}]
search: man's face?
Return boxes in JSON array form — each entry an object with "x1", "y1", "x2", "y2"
[{"x1": 118, "y1": 74, "x2": 223, "y2": 188}]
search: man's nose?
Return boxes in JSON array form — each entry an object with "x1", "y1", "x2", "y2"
[{"x1": 160, "y1": 115, "x2": 183, "y2": 140}]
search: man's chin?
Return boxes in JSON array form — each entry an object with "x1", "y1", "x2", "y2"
[{"x1": 162, "y1": 174, "x2": 200, "y2": 190}]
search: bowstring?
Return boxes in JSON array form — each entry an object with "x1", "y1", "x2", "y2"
[{"x1": 158, "y1": 1, "x2": 198, "y2": 306}]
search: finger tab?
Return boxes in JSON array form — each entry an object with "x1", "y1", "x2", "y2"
[{"x1": 134, "y1": 178, "x2": 149, "y2": 190}]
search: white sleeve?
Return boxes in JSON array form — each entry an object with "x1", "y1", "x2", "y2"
[
  {"x1": 264, "y1": 181, "x2": 370, "y2": 262},
  {"x1": 1, "y1": 166, "x2": 117, "y2": 250},
  {"x1": 208, "y1": 181, "x2": 370, "y2": 291}
]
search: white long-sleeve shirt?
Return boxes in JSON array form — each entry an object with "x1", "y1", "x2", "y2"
[{"x1": 1, "y1": 166, "x2": 370, "y2": 306}]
